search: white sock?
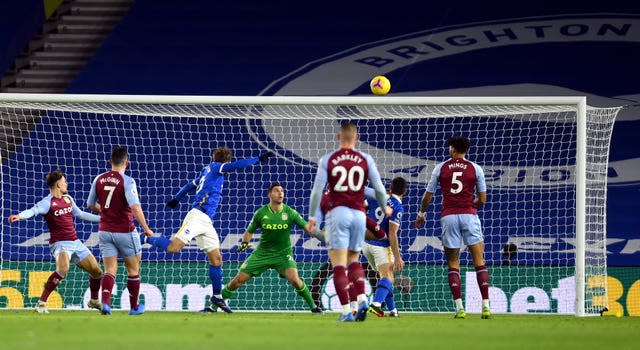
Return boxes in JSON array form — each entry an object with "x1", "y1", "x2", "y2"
[
  {"x1": 372, "y1": 302, "x2": 382, "y2": 308},
  {"x1": 357, "y1": 294, "x2": 367, "y2": 303},
  {"x1": 350, "y1": 301, "x2": 358, "y2": 312},
  {"x1": 482, "y1": 299, "x2": 490, "y2": 308},
  {"x1": 455, "y1": 298, "x2": 464, "y2": 310},
  {"x1": 342, "y1": 304, "x2": 351, "y2": 315}
]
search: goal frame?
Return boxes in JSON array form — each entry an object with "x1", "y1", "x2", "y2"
[{"x1": 0, "y1": 93, "x2": 591, "y2": 316}]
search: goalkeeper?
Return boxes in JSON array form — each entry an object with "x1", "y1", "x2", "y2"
[{"x1": 221, "y1": 183, "x2": 323, "y2": 313}]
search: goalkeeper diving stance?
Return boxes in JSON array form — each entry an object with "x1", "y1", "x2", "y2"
[
  {"x1": 221, "y1": 183, "x2": 323, "y2": 314},
  {"x1": 144, "y1": 147, "x2": 274, "y2": 313}
]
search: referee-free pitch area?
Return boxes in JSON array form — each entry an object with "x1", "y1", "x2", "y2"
[{"x1": 0, "y1": 310, "x2": 636, "y2": 350}]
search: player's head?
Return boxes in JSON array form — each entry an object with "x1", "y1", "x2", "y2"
[
  {"x1": 110, "y1": 146, "x2": 129, "y2": 167},
  {"x1": 448, "y1": 136, "x2": 471, "y2": 156},
  {"x1": 213, "y1": 147, "x2": 232, "y2": 163},
  {"x1": 338, "y1": 122, "x2": 359, "y2": 147},
  {"x1": 389, "y1": 176, "x2": 408, "y2": 196},
  {"x1": 268, "y1": 182, "x2": 284, "y2": 204},
  {"x1": 46, "y1": 170, "x2": 68, "y2": 194}
]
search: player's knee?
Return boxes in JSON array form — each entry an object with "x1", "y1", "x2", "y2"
[{"x1": 166, "y1": 240, "x2": 183, "y2": 253}]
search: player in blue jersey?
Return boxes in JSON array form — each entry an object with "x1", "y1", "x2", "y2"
[
  {"x1": 363, "y1": 177, "x2": 407, "y2": 318},
  {"x1": 144, "y1": 147, "x2": 274, "y2": 313}
]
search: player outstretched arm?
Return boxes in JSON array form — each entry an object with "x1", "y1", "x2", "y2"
[
  {"x1": 365, "y1": 154, "x2": 390, "y2": 215},
  {"x1": 8, "y1": 197, "x2": 50, "y2": 223},
  {"x1": 307, "y1": 155, "x2": 329, "y2": 228},
  {"x1": 220, "y1": 151, "x2": 274, "y2": 172},
  {"x1": 166, "y1": 179, "x2": 198, "y2": 208},
  {"x1": 70, "y1": 198, "x2": 100, "y2": 222}
]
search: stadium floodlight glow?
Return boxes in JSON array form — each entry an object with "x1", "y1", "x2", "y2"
[{"x1": 0, "y1": 94, "x2": 619, "y2": 316}]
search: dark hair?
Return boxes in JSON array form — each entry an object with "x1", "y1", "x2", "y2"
[
  {"x1": 213, "y1": 147, "x2": 232, "y2": 163},
  {"x1": 111, "y1": 146, "x2": 129, "y2": 166},
  {"x1": 268, "y1": 182, "x2": 283, "y2": 192},
  {"x1": 448, "y1": 136, "x2": 471, "y2": 154},
  {"x1": 389, "y1": 177, "x2": 407, "y2": 196},
  {"x1": 46, "y1": 170, "x2": 65, "y2": 188}
]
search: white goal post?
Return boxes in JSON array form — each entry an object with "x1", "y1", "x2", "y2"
[{"x1": 0, "y1": 94, "x2": 619, "y2": 316}]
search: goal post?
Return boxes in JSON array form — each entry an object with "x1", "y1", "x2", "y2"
[{"x1": 0, "y1": 94, "x2": 619, "y2": 316}]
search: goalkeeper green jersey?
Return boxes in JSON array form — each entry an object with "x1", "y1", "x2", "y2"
[{"x1": 246, "y1": 204, "x2": 308, "y2": 255}]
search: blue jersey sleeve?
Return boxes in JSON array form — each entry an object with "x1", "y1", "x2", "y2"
[
  {"x1": 426, "y1": 162, "x2": 444, "y2": 193},
  {"x1": 218, "y1": 157, "x2": 260, "y2": 172},
  {"x1": 86, "y1": 175, "x2": 99, "y2": 206},
  {"x1": 389, "y1": 203, "x2": 404, "y2": 225},
  {"x1": 364, "y1": 153, "x2": 388, "y2": 211},
  {"x1": 70, "y1": 197, "x2": 100, "y2": 222},
  {"x1": 174, "y1": 180, "x2": 197, "y2": 200},
  {"x1": 474, "y1": 162, "x2": 487, "y2": 192},
  {"x1": 18, "y1": 195, "x2": 52, "y2": 220},
  {"x1": 124, "y1": 175, "x2": 141, "y2": 206},
  {"x1": 308, "y1": 155, "x2": 329, "y2": 218}
]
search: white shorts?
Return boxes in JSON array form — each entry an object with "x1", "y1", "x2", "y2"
[
  {"x1": 50, "y1": 239, "x2": 92, "y2": 265},
  {"x1": 441, "y1": 214, "x2": 483, "y2": 249},
  {"x1": 325, "y1": 206, "x2": 366, "y2": 251},
  {"x1": 173, "y1": 208, "x2": 220, "y2": 252},
  {"x1": 362, "y1": 242, "x2": 394, "y2": 272}
]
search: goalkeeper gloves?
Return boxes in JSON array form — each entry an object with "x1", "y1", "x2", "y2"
[
  {"x1": 258, "y1": 151, "x2": 275, "y2": 162},
  {"x1": 237, "y1": 241, "x2": 251, "y2": 253},
  {"x1": 166, "y1": 198, "x2": 180, "y2": 208}
]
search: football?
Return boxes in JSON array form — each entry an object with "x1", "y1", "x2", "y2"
[{"x1": 370, "y1": 75, "x2": 391, "y2": 95}]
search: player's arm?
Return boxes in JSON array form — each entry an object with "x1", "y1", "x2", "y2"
[
  {"x1": 388, "y1": 210, "x2": 405, "y2": 272},
  {"x1": 363, "y1": 186, "x2": 376, "y2": 200},
  {"x1": 125, "y1": 177, "x2": 153, "y2": 236},
  {"x1": 415, "y1": 163, "x2": 442, "y2": 228},
  {"x1": 473, "y1": 163, "x2": 487, "y2": 208},
  {"x1": 365, "y1": 154, "x2": 390, "y2": 215},
  {"x1": 167, "y1": 176, "x2": 198, "y2": 208},
  {"x1": 8, "y1": 197, "x2": 50, "y2": 224},
  {"x1": 86, "y1": 175, "x2": 101, "y2": 213},
  {"x1": 291, "y1": 208, "x2": 313, "y2": 235},
  {"x1": 219, "y1": 151, "x2": 274, "y2": 173},
  {"x1": 307, "y1": 156, "x2": 329, "y2": 231},
  {"x1": 70, "y1": 197, "x2": 100, "y2": 222},
  {"x1": 238, "y1": 210, "x2": 261, "y2": 252}
]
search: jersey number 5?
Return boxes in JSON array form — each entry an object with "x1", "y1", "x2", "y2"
[
  {"x1": 332, "y1": 165, "x2": 365, "y2": 192},
  {"x1": 450, "y1": 171, "x2": 463, "y2": 194}
]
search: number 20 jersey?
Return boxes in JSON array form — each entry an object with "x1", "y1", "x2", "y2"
[{"x1": 323, "y1": 148, "x2": 369, "y2": 212}]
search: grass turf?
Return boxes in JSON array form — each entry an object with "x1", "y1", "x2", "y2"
[{"x1": 0, "y1": 310, "x2": 636, "y2": 350}]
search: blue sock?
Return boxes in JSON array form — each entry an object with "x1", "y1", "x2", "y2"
[
  {"x1": 209, "y1": 265, "x2": 223, "y2": 295},
  {"x1": 373, "y1": 277, "x2": 393, "y2": 304},
  {"x1": 385, "y1": 288, "x2": 396, "y2": 311},
  {"x1": 146, "y1": 236, "x2": 171, "y2": 252}
]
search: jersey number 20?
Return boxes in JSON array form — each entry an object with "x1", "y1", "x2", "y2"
[{"x1": 332, "y1": 165, "x2": 365, "y2": 192}]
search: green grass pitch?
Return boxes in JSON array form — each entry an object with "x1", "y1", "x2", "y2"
[{"x1": 0, "y1": 311, "x2": 636, "y2": 350}]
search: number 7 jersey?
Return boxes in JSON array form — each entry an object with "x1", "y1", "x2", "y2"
[
  {"x1": 87, "y1": 170, "x2": 141, "y2": 232},
  {"x1": 426, "y1": 157, "x2": 487, "y2": 217}
]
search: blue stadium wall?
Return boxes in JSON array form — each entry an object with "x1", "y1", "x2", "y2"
[{"x1": 2, "y1": 0, "x2": 639, "y2": 267}]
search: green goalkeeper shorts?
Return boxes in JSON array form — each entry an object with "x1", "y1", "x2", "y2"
[{"x1": 239, "y1": 250, "x2": 298, "y2": 277}]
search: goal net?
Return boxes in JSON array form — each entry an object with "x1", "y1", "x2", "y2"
[{"x1": 0, "y1": 95, "x2": 619, "y2": 316}]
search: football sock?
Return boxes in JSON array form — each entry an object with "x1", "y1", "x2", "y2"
[
  {"x1": 385, "y1": 290, "x2": 396, "y2": 311},
  {"x1": 475, "y1": 265, "x2": 490, "y2": 300},
  {"x1": 295, "y1": 282, "x2": 317, "y2": 308},
  {"x1": 332, "y1": 265, "x2": 350, "y2": 307},
  {"x1": 347, "y1": 262, "x2": 365, "y2": 297},
  {"x1": 448, "y1": 267, "x2": 462, "y2": 300},
  {"x1": 40, "y1": 271, "x2": 64, "y2": 302},
  {"x1": 101, "y1": 273, "x2": 116, "y2": 306},
  {"x1": 89, "y1": 275, "x2": 102, "y2": 300},
  {"x1": 127, "y1": 275, "x2": 141, "y2": 310},
  {"x1": 373, "y1": 277, "x2": 393, "y2": 305},
  {"x1": 209, "y1": 265, "x2": 223, "y2": 296}
]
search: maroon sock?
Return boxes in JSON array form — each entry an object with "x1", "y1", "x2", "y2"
[
  {"x1": 475, "y1": 265, "x2": 489, "y2": 300},
  {"x1": 332, "y1": 266, "x2": 350, "y2": 306},
  {"x1": 348, "y1": 283, "x2": 358, "y2": 303},
  {"x1": 448, "y1": 268, "x2": 462, "y2": 300},
  {"x1": 127, "y1": 275, "x2": 141, "y2": 310},
  {"x1": 89, "y1": 275, "x2": 102, "y2": 300},
  {"x1": 40, "y1": 271, "x2": 64, "y2": 302},
  {"x1": 347, "y1": 262, "x2": 365, "y2": 296},
  {"x1": 101, "y1": 273, "x2": 115, "y2": 306}
]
